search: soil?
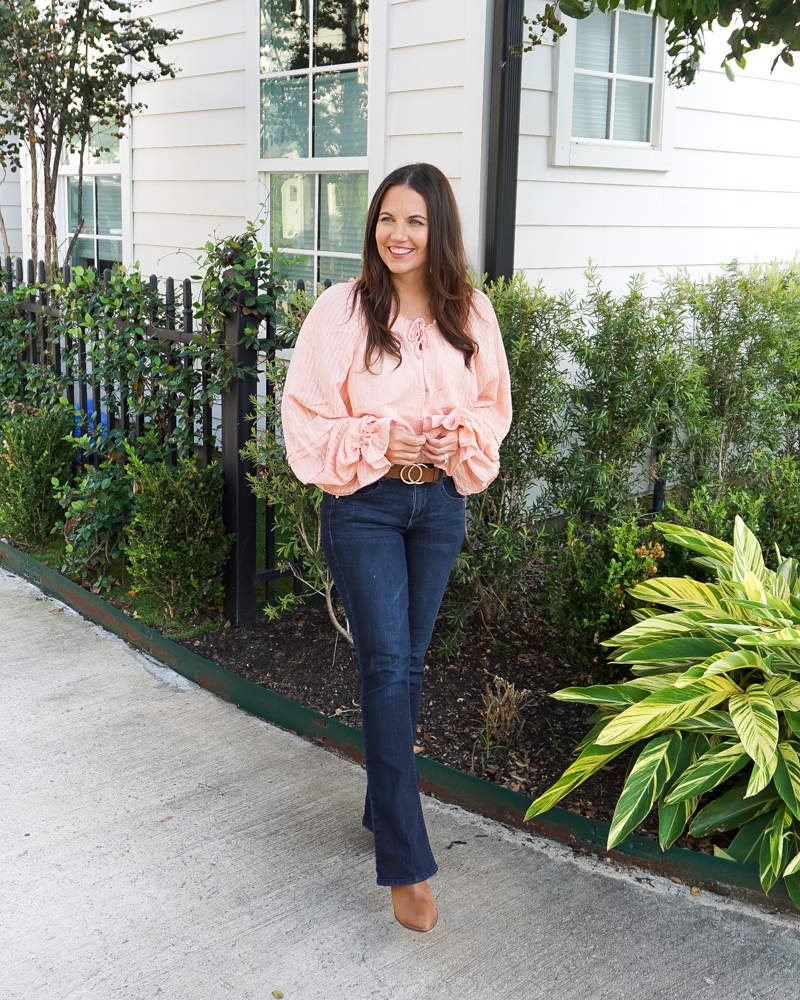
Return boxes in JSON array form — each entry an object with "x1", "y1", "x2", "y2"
[{"x1": 174, "y1": 600, "x2": 726, "y2": 856}]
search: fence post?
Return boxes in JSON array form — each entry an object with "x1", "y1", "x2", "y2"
[{"x1": 221, "y1": 270, "x2": 258, "y2": 625}]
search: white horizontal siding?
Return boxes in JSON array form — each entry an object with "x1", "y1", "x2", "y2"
[
  {"x1": 515, "y1": 0, "x2": 800, "y2": 294},
  {"x1": 0, "y1": 169, "x2": 22, "y2": 258},
  {"x1": 384, "y1": 0, "x2": 491, "y2": 270},
  {"x1": 132, "y1": 0, "x2": 248, "y2": 275}
]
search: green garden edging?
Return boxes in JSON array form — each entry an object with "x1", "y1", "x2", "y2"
[{"x1": 3, "y1": 538, "x2": 794, "y2": 914}]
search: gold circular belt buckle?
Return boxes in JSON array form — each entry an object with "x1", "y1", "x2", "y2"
[{"x1": 399, "y1": 463, "x2": 425, "y2": 485}]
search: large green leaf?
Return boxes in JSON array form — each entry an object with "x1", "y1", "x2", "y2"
[
  {"x1": 760, "y1": 806, "x2": 791, "y2": 893},
  {"x1": 746, "y1": 753, "x2": 778, "y2": 796},
  {"x1": 733, "y1": 516, "x2": 768, "y2": 585},
  {"x1": 604, "y1": 611, "x2": 715, "y2": 649},
  {"x1": 624, "y1": 675, "x2": 682, "y2": 693},
  {"x1": 673, "y1": 648, "x2": 763, "y2": 688},
  {"x1": 774, "y1": 741, "x2": 800, "y2": 819},
  {"x1": 725, "y1": 812, "x2": 774, "y2": 866},
  {"x1": 690, "y1": 782, "x2": 780, "y2": 836},
  {"x1": 738, "y1": 626, "x2": 800, "y2": 649},
  {"x1": 596, "y1": 676, "x2": 739, "y2": 746},
  {"x1": 552, "y1": 684, "x2": 650, "y2": 708},
  {"x1": 524, "y1": 740, "x2": 634, "y2": 820},
  {"x1": 764, "y1": 676, "x2": 800, "y2": 711},
  {"x1": 607, "y1": 732, "x2": 681, "y2": 850},
  {"x1": 729, "y1": 683, "x2": 779, "y2": 771},
  {"x1": 657, "y1": 733, "x2": 708, "y2": 850},
  {"x1": 664, "y1": 740, "x2": 749, "y2": 804},
  {"x1": 786, "y1": 711, "x2": 800, "y2": 738},
  {"x1": 654, "y1": 522, "x2": 734, "y2": 566},
  {"x1": 614, "y1": 637, "x2": 732, "y2": 664},
  {"x1": 628, "y1": 577, "x2": 726, "y2": 613}
]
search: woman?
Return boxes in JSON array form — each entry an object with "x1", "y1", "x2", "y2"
[{"x1": 281, "y1": 163, "x2": 511, "y2": 932}]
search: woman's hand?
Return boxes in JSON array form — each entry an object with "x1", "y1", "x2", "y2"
[
  {"x1": 386, "y1": 426, "x2": 427, "y2": 466},
  {"x1": 422, "y1": 428, "x2": 459, "y2": 468}
]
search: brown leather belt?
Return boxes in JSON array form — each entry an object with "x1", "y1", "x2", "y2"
[{"x1": 384, "y1": 464, "x2": 443, "y2": 484}]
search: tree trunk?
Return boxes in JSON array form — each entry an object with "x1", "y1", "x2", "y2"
[{"x1": 28, "y1": 139, "x2": 39, "y2": 267}]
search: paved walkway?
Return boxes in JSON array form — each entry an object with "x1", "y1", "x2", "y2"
[{"x1": 3, "y1": 567, "x2": 800, "y2": 1000}]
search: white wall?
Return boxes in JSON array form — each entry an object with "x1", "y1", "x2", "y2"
[
  {"x1": 516, "y1": 1, "x2": 800, "y2": 296},
  {"x1": 0, "y1": 167, "x2": 22, "y2": 259},
  {"x1": 373, "y1": 0, "x2": 494, "y2": 272},
  {"x1": 132, "y1": 0, "x2": 249, "y2": 276}
]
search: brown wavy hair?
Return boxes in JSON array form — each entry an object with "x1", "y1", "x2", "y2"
[{"x1": 352, "y1": 163, "x2": 476, "y2": 370}]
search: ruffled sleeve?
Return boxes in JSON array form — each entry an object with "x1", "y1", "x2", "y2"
[
  {"x1": 426, "y1": 291, "x2": 512, "y2": 495},
  {"x1": 281, "y1": 284, "x2": 392, "y2": 494}
]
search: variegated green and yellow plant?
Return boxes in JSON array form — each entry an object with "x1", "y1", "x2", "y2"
[{"x1": 525, "y1": 516, "x2": 800, "y2": 907}]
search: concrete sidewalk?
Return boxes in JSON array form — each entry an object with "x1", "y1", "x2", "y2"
[{"x1": 2, "y1": 568, "x2": 799, "y2": 1000}]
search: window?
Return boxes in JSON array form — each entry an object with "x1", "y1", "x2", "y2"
[
  {"x1": 61, "y1": 122, "x2": 124, "y2": 269},
  {"x1": 271, "y1": 171, "x2": 367, "y2": 289},
  {"x1": 67, "y1": 176, "x2": 123, "y2": 271},
  {"x1": 260, "y1": 0, "x2": 369, "y2": 159},
  {"x1": 572, "y1": 9, "x2": 655, "y2": 143},
  {"x1": 551, "y1": 10, "x2": 674, "y2": 171}
]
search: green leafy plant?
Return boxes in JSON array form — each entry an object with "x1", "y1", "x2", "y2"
[
  {"x1": 243, "y1": 341, "x2": 352, "y2": 642},
  {"x1": 544, "y1": 518, "x2": 666, "y2": 676},
  {"x1": 0, "y1": 401, "x2": 73, "y2": 548},
  {"x1": 53, "y1": 460, "x2": 134, "y2": 591},
  {"x1": 526, "y1": 516, "x2": 800, "y2": 909},
  {"x1": 124, "y1": 450, "x2": 233, "y2": 619}
]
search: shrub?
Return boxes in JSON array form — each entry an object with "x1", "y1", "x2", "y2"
[
  {"x1": 0, "y1": 401, "x2": 73, "y2": 548},
  {"x1": 543, "y1": 518, "x2": 665, "y2": 677},
  {"x1": 527, "y1": 517, "x2": 800, "y2": 911},
  {"x1": 54, "y1": 460, "x2": 135, "y2": 591},
  {"x1": 124, "y1": 451, "x2": 233, "y2": 618},
  {"x1": 437, "y1": 275, "x2": 570, "y2": 650}
]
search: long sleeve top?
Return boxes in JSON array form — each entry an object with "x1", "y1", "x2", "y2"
[{"x1": 281, "y1": 281, "x2": 512, "y2": 496}]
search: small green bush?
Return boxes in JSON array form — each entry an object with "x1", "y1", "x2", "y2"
[
  {"x1": 124, "y1": 452, "x2": 233, "y2": 618},
  {"x1": 54, "y1": 460, "x2": 135, "y2": 591},
  {"x1": 0, "y1": 402, "x2": 74, "y2": 549},
  {"x1": 544, "y1": 518, "x2": 666, "y2": 677}
]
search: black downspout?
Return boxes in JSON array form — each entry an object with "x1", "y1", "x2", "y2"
[{"x1": 484, "y1": 0, "x2": 524, "y2": 284}]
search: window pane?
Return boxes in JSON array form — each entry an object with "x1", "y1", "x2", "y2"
[
  {"x1": 271, "y1": 173, "x2": 315, "y2": 249},
  {"x1": 283, "y1": 254, "x2": 315, "y2": 307},
  {"x1": 617, "y1": 12, "x2": 654, "y2": 77},
  {"x1": 318, "y1": 172, "x2": 367, "y2": 253},
  {"x1": 70, "y1": 236, "x2": 97, "y2": 269},
  {"x1": 260, "y1": 0, "x2": 309, "y2": 73},
  {"x1": 575, "y1": 11, "x2": 613, "y2": 72},
  {"x1": 318, "y1": 255, "x2": 362, "y2": 286},
  {"x1": 97, "y1": 239, "x2": 123, "y2": 271},
  {"x1": 68, "y1": 177, "x2": 95, "y2": 235},
  {"x1": 261, "y1": 76, "x2": 310, "y2": 158},
  {"x1": 90, "y1": 122, "x2": 120, "y2": 164},
  {"x1": 313, "y1": 68, "x2": 368, "y2": 156},
  {"x1": 96, "y1": 175, "x2": 122, "y2": 236},
  {"x1": 572, "y1": 75, "x2": 609, "y2": 139},
  {"x1": 313, "y1": 0, "x2": 368, "y2": 66},
  {"x1": 613, "y1": 80, "x2": 652, "y2": 141}
]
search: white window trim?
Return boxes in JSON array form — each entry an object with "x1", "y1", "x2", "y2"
[
  {"x1": 551, "y1": 14, "x2": 675, "y2": 171},
  {"x1": 58, "y1": 133, "x2": 130, "y2": 268}
]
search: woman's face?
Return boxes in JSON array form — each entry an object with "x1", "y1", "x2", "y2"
[{"x1": 375, "y1": 185, "x2": 429, "y2": 279}]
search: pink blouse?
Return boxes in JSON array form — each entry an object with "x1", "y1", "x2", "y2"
[{"x1": 281, "y1": 281, "x2": 512, "y2": 496}]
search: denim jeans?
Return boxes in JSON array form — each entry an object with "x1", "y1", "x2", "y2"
[{"x1": 321, "y1": 474, "x2": 466, "y2": 886}]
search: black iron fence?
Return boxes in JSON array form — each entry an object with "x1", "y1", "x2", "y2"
[{"x1": 3, "y1": 255, "x2": 298, "y2": 625}]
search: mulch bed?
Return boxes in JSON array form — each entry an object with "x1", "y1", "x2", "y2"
[{"x1": 174, "y1": 601, "x2": 724, "y2": 855}]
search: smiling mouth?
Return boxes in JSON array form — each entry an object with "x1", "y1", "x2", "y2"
[{"x1": 388, "y1": 246, "x2": 413, "y2": 256}]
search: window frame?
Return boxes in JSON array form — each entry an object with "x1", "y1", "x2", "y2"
[
  {"x1": 258, "y1": 0, "x2": 370, "y2": 171},
  {"x1": 551, "y1": 12, "x2": 675, "y2": 171}
]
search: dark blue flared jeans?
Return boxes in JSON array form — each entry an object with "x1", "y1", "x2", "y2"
[{"x1": 321, "y1": 474, "x2": 466, "y2": 886}]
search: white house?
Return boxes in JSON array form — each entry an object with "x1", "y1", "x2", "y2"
[{"x1": 8, "y1": 0, "x2": 800, "y2": 297}]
